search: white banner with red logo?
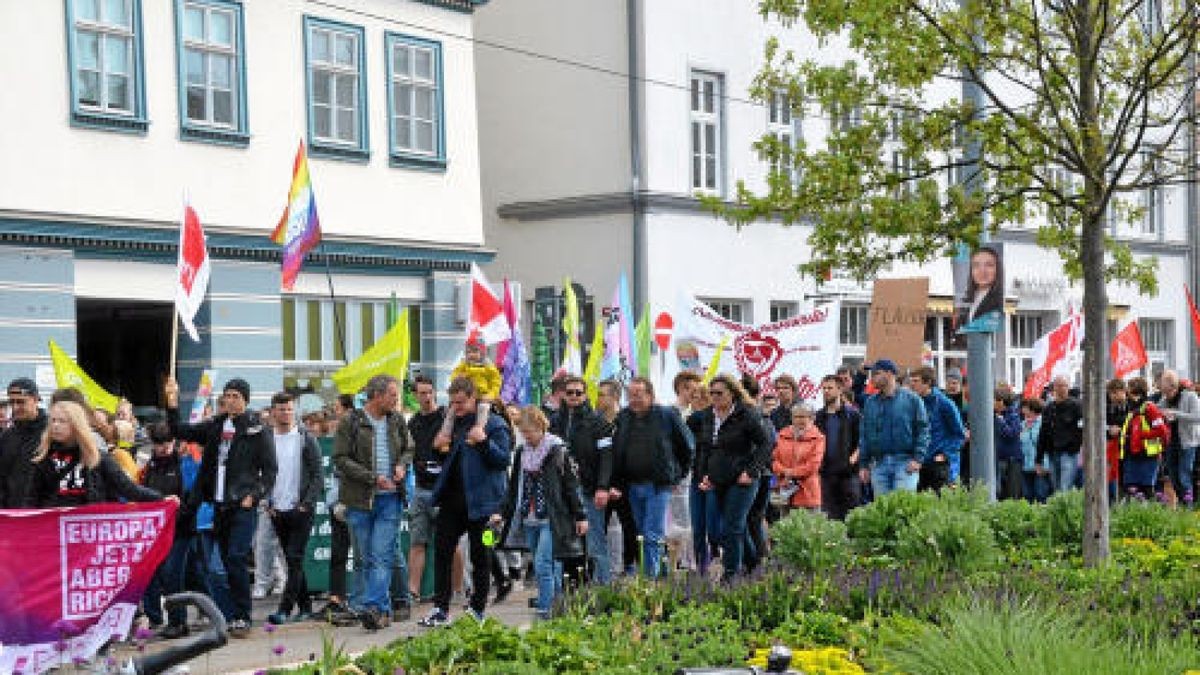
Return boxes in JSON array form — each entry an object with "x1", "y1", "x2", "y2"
[
  {"x1": 670, "y1": 295, "x2": 840, "y2": 403},
  {"x1": 0, "y1": 502, "x2": 176, "y2": 674}
]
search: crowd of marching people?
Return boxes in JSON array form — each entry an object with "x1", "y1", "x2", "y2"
[{"x1": 0, "y1": 348, "x2": 1197, "y2": 641}]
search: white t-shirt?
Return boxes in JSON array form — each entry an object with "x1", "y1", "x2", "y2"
[
  {"x1": 272, "y1": 429, "x2": 303, "y2": 511},
  {"x1": 216, "y1": 419, "x2": 235, "y2": 502}
]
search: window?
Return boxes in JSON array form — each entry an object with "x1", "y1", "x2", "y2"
[
  {"x1": 1047, "y1": 167, "x2": 1074, "y2": 225},
  {"x1": 175, "y1": 0, "x2": 247, "y2": 144},
  {"x1": 1010, "y1": 313, "x2": 1046, "y2": 349},
  {"x1": 1142, "y1": 0, "x2": 1162, "y2": 36},
  {"x1": 387, "y1": 33, "x2": 445, "y2": 169},
  {"x1": 829, "y1": 101, "x2": 861, "y2": 134},
  {"x1": 1142, "y1": 151, "x2": 1163, "y2": 236},
  {"x1": 690, "y1": 71, "x2": 723, "y2": 193},
  {"x1": 840, "y1": 304, "x2": 869, "y2": 345},
  {"x1": 766, "y1": 90, "x2": 795, "y2": 177},
  {"x1": 66, "y1": 0, "x2": 147, "y2": 132},
  {"x1": 892, "y1": 150, "x2": 915, "y2": 196},
  {"x1": 702, "y1": 299, "x2": 747, "y2": 323},
  {"x1": 305, "y1": 17, "x2": 368, "y2": 161},
  {"x1": 1139, "y1": 318, "x2": 1171, "y2": 380},
  {"x1": 769, "y1": 301, "x2": 797, "y2": 323},
  {"x1": 282, "y1": 297, "x2": 422, "y2": 365}
]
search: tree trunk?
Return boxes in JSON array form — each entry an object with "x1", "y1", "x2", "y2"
[{"x1": 1076, "y1": 0, "x2": 1110, "y2": 566}]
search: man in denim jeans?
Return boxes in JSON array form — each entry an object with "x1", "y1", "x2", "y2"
[
  {"x1": 1156, "y1": 370, "x2": 1198, "y2": 506},
  {"x1": 1036, "y1": 376, "x2": 1083, "y2": 494},
  {"x1": 858, "y1": 360, "x2": 930, "y2": 496},
  {"x1": 334, "y1": 374, "x2": 413, "y2": 630},
  {"x1": 611, "y1": 377, "x2": 695, "y2": 578}
]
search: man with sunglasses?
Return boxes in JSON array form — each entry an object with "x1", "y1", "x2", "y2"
[
  {"x1": 0, "y1": 378, "x2": 48, "y2": 507},
  {"x1": 550, "y1": 376, "x2": 615, "y2": 584}
]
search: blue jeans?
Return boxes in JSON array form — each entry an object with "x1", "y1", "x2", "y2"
[
  {"x1": 1049, "y1": 451, "x2": 1079, "y2": 494},
  {"x1": 193, "y1": 531, "x2": 233, "y2": 620},
  {"x1": 346, "y1": 492, "x2": 401, "y2": 614},
  {"x1": 582, "y1": 498, "x2": 611, "y2": 584},
  {"x1": 144, "y1": 536, "x2": 191, "y2": 627},
  {"x1": 214, "y1": 504, "x2": 257, "y2": 622},
  {"x1": 870, "y1": 455, "x2": 919, "y2": 496},
  {"x1": 714, "y1": 482, "x2": 757, "y2": 578},
  {"x1": 1165, "y1": 446, "x2": 1196, "y2": 502},
  {"x1": 1022, "y1": 471, "x2": 1050, "y2": 503},
  {"x1": 689, "y1": 482, "x2": 721, "y2": 574},
  {"x1": 523, "y1": 521, "x2": 562, "y2": 615},
  {"x1": 626, "y1": 483, "x2": 672, "y2": 578}
]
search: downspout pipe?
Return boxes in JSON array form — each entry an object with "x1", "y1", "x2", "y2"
[{"x1": 628, "y1": 0, "x2": 646, "y2": 310}]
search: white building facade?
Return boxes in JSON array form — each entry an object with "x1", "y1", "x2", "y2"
[
  {"x1": 0, "y1": 0, "x2": 491, "y2": 407},
  {"x1": 476, "y1": 0, "x2": 1197, "y2": 387}
]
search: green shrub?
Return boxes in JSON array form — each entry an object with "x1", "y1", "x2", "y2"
[
  {"x1": 983, "y1": 498, "x2": 1041, "y2": 550},
  {"x1": 1041, "y1": 488, "x2": 1084, "y2": 547},
  {"x1": 935, "y1": 483, "x2": 991, "y2": 513},
  {"x1": 845, "y1": 489, "x2": 937, "y2": 555},
  {"x1": 772, "y1": 610, "x2": 854, "y2": 647},
  {"x1": 880, "y1": 599, "x2": 1197, "y2": 675},
  {"x1": 1110, "y1": 499, "x2": 1195, "y2": 542},
  {"x1": 771, "y1": 508, "x2": 851, "y2": 572},
  {"x1": 895, "y1": 507, "x2": 999, "y2": 571}
]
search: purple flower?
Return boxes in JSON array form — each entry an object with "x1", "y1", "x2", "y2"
[
  {"x1": 263, "y1": 623, "x2": 277, "y2": 634},
  {"x1": 73, "y1": 656, "x2": 89, "y2": 666},
  {"x1": 134, "y1": 627, "x2": 155, "y2": 641},
  {"x1": 54, "y1": 639, "x2": 68, "y2": 653},
  {"x1": 272, "y1": 644, "x2": 286, "y2": 656},
  {"x1": 254, "y1": 670, "x2": 267, "y2": 675},
  {"x1": 52, "y1": 619, "x2": 81, "y2": 637},
  {"x1": 394, "y1": 668, "x2": 407, "y2": 675}
]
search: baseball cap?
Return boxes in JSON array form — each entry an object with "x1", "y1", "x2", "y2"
[
  {"x1": 864, "y1": 359, "x2": 899, "y2": 375},
  {"x1": 7, "y1": 377, "x2": 39, "y2": 398}
]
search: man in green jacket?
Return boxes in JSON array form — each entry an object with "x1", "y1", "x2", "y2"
[{"x1": 333, "y1": 374, "x2": 413, "y2": 629}]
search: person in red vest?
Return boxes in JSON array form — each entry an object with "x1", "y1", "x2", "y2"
[{"x1": 1119, "y1": 377, "x2": 1170, "y2": 501}]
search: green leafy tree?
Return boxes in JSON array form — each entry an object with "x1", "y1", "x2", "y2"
[{"x1": 715, "y1": 0, "x2": 1198, "y2": 564}]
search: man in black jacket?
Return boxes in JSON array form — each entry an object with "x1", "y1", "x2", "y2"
[
  {"x1": 165, "y1": 375, "x2": 277, "y2": 637},
  {"x1": 1036, "y1": 375, "x2": 1083, "y2": 494},
  {"x1": 0, "y1": 378, "x2": 48, "y2": 507},
  {"x1": 265, "y1": 392, "x2": 324, "y2": 626},
  {"x1": 551, "y1": 376, "x2": 615, "y2": 584},
  {"x1": 815, "y1": 375, "x2": 861, "y2": 520},
  {"x1": 611, "y1": 377, "x2": 694, "y2": 578}
]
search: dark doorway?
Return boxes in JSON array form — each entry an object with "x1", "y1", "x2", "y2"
[{"x1": 76, "y1": 299, "x2": 172, "y2": 407}]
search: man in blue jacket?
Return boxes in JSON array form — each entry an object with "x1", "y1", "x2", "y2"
[
  {"x1": 858, "y1": 360, "x2": 930, "y2": 496},
  {"x1": 419, "y1": 377, "x2": 512, "y2": 628},
  {"x1": 909, "y1": 366, "x2": 966, "y2": 492}
]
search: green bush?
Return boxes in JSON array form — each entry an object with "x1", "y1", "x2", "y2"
[
  {"x1": 771, "y1": 508, "x2": 851, "y2": 572},
  {"x1": 895, "y1": 507, "x2": 999, "y2": 572},
  {"x1": 880, "y1": 598, "x2": 1197, "y2": 675},
  {"x1": 845, "y1": 489, "x2": 937, "y2": 555},
  {"x1": 771, "y1": 610, "x2": 854, "y2": 647},
  {"x1": 1041, "y1": 488, "x2": 1084, "y2": 547},
  {"x1": 983, "y1": 498, "x2": 1041, "y2": 550},
  {"x1": 1111, "y1": 499, "x2": 1196, "y2": 542},
  {"x1": 935, "y1": 483, "x2": 991, "y2": 513}
]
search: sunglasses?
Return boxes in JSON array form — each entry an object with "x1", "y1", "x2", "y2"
[{"x1": 565, "y1": 389, "x2": 585, "y2": 396}]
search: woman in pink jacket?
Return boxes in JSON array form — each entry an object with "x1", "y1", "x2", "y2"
[{"x1": 772, "y1": 403, "x2": 825, "y2": 512}]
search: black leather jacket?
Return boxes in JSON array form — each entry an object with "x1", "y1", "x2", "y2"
[{"x1": 168, "y1": 407, "x2": 277, "y2": 507}]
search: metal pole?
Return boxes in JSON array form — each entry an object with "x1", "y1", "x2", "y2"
[{"x1": 961, "y1": 1, "x2": 996, "y2": 499}]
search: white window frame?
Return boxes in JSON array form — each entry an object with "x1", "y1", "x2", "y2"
[
  {"x1": 180, "y1": 1, "x2": 240, "y2": 130},
  {"x1": 1142, "y1": 151, "x2": 1163, "y2": 237},
  {"x1": 387, "y1": 33, "x2": 445, "y2": 167},
  {"x1": 701, "y1": 298, "x2": 748, "y2": 324},
  {"x1": 766, "y1": 90, "x2": 795, "y2": 177},
  {"x1": 71, "y1": 0, "x2": 137, "y2": 116},
  {"x1": 1138, "y1": 318, "x2": 1171, "y2": 379},
  {"x1": 690, "y1": 70, "x2": 723, "y2": 194},
  {"x1": 305, "y1": 17, "x2": 368, "y2": 157},
  {"x1": 769, "y1": 301, "x2": 798, "y2": 323},
  {"x1": 840, "y1": 304, "x2": 869, "y2": 346}
]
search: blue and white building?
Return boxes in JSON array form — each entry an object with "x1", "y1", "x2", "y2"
[{"x1": 0, "y1": 0, "x2": 491, "y2": 408}]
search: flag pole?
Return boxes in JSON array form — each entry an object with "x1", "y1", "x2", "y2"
[
  {"x1": 320, "y1": 242, "x2": 347, "y2": 365},
  {"x1": 170, "y1": 309, "x2": 179, "y2": 381}
]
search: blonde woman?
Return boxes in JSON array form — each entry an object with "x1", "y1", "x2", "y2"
[{"x1": 28, "y1": 401, "x2": 164, "y2": 507}]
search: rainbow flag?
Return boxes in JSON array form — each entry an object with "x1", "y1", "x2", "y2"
[{"x1": 270, "y1": 141, "x2": 321, "y2": 290}]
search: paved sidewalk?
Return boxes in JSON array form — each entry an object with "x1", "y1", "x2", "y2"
[{"x1": 105, "y1": 589, "x2": 538, "y2": 674}]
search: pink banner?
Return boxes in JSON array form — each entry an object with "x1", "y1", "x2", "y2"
[{"x1": 0, "y1": 501, "x2": 177, "y2": 674}]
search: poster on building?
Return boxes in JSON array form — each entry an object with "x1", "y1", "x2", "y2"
[
  {"x1": 670, "y1": 294, "x2": 840, "y2": 403},
  {"x1": 865, "y1": 278, "x2": 929, "y2": 371},
  {"x1": 954, "y1": 242, "x2": 1005, "y2": 333},
  {"x1": 0, "y1": 502, "x2": 177, "y2": 675}
]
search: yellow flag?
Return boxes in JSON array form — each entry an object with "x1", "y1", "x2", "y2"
[
  {"x1": 582, "y1": 324, "x2": 605, "y2": 406},
  {"x1": 48, "y1": 340, "x2": 120, "y2": 413},
  {"x1": 702, "y1": 334, "x2": 729, "y2": 385},
  {"x1": 560, "y1": 278, "x2": 582, "y2": 374},
  {"x1": 332, "y1": 308, "x2": 410, "y2": 394}
]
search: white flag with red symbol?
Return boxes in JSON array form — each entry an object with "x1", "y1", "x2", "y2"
[
  {"x1": 468, "y1": 263, "x2": 511, "y2": 345},
  {"x1": 1023, "y1": 305, "x2": 1084, "y2": 398},
  {"x1": 176, "y1": 199, "x2": 210, "y2": 343},
  {"x1": 1110, "y1": 321, "x2": 1148, "y2": 379}
]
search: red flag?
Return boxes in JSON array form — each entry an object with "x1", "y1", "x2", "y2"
[
  {"x1": 495, "y1": 279, "x2": 519, "y2": 365},
  {"x1": 1186, "y1": 285, "x2": 1200, "y2": 347},
  {"x1": 1110, "y1": 321, "x2": 1148, "y2": 379},
  {"x1": 1022, "y1": 307, "x2": 1083, "y2": 399},
  {"x1": 469, "y1": 264, "x2": 511, "y2": 345},
  {"x1": 176, "y1": 200, "x2": 210, "y2": 342}
]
